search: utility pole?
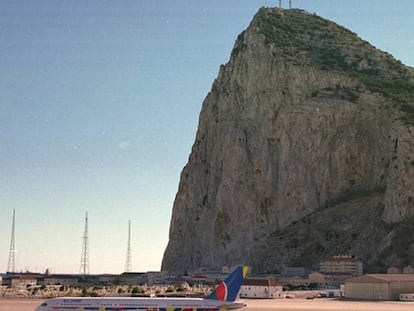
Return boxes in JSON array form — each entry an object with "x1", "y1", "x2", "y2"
[
  {"x1": 7, "y1": 209, "x2": 16, "y2": 273},
  {"x1": 124, "y1": 220, "x2": 132, "y2": 272},
  {"x1": 79, "y1": 212, "x2": 90, "y2": 275}
]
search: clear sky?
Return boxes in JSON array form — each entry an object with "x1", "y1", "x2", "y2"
[{"x1": 1, "y1": 0, "x2": 413, "y2": 274}]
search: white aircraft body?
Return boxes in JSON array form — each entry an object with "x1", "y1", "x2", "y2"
[{"x1": 35, "y1": 266, "x2": 248, "y2": 311}]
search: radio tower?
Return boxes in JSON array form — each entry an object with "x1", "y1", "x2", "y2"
[
  {"x1": 79, "y1": 212, "x2": 90, "y2": 275},
  {"x1": 124, "y1": 220, "x2": 132, "y2": 272},
  {"x1": 7, "y1": 209, "x2": 16, "y2": 273}
]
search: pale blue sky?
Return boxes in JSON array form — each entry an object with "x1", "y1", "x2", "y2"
[{"x1": 1, "y1": 0, "x2": 413, "y2": 274}]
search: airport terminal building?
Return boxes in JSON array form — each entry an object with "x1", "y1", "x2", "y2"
[{"x1": 345, "y1": 274, "x2": 414, "y2": 300}]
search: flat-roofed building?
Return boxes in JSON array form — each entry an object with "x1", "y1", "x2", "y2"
[
  {"x1": 240, "y1": 278, "x2": 283, "y2": 298},
  {"x1": 345, "y1": 274, "x2": 414, "y2": 300},
  {"x1": 11, "y1": 275, "x2": 37, "y2": 287},
  {"x1": 320, "y1": 255, "x2": 363, "y2": 276},
  {"x1": 400, "y1": 293, "x2": 414, "y2": 301},
  {"x1": 387, "y1": 265, "x2": 414, "y2": 274},
  {"x1": 96, "y1": 274, "x2": 118, "y2": 285},
  {"x1": 277, "y1": 275, "x2": 308, "y2": 287},
  {"x1": 118, "y1": 272, "x2": 147, "y2": 285},
  {"x1": 387, "y1": 266, "x2": 402, "y2": 274},
  {"x1": 403, "y1": 265, "x2": 414, "y2": 274},
  {"x1": 307, "y1": 272, "x2": 327, "y2": 287},
  {"x1": 280, "y1": 267, "x2": 308, "y2": 278},
  {"x1": 44, "y1": 275, "x2": 79, "y2": 286}
]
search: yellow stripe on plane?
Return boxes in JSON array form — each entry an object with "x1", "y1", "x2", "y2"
[{"x1": 242, "y1": 266, "x2": 249, "y2": 278}]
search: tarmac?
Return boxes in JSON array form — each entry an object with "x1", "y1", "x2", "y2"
[
  {"x1": 1, "y1": 298, "x2": 414, "y2": 311},
  {"x1": 244, "y1": 298, "x2": 414, "y2": 311}
]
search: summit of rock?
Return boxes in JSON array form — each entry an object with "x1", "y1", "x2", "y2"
[{"x1": 162, "y1": 8, "x2": 414, "y2": 274}]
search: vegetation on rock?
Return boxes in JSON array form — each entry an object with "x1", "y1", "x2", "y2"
[{"x1": 256, "y1": 8, "x2": 414, "y2": 123}]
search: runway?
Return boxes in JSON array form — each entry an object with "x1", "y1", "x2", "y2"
[
  {"x1": 1, "y1": 298, "x2": 413, "y2": 311},
  {"x1": 244, "y1": 298, "x2": 414, "y2": 311},
  {"x1": 0, "y1": 299, "x2": 42, "y2": 311}
]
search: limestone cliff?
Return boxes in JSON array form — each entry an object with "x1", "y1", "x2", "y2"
[{"x1": 162, "y1": 8, "x2": 414, "y2": 273}]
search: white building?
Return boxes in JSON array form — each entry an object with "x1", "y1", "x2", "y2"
[{"x1": 240, "y1": 279, "x2": 283, "y2": 298}]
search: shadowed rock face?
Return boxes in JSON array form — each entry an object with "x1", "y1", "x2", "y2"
[{"x1": 162, "y1": 8, "x2": 414, "y2": 274}]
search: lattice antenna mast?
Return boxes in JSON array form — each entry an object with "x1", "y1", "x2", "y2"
[
  {"x1": 289, "y1": 0, "x2": 292, "y2": 9},
  {"x1": 7, "y1": 209, "x2": 16, "y2": 273},
  {"x1": 124, "y1": 220, "x2": 132, "y2": 272},
  {"x1": 279, "y1": 0, "x2": 282, "y2": 9},
  {"x1": 79, "y1": 212, "x2": 90, "y2": 275}
]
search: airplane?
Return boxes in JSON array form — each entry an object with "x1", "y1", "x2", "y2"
[{"x1": 35, "y1": 266, "x2": 249, "y2": 311}]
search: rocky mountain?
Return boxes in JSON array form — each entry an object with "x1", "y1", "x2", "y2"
[{"x1": 162, "y1": 8, "x2": 414, "y2": 274}]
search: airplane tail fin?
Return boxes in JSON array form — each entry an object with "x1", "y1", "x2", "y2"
[{"x1": 206, "y1": 266, "x2": 248, "y2": 302}]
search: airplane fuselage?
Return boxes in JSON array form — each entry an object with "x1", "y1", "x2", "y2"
[{"x1": 35, "y1": 296, "x2": 246, "y2": 311}]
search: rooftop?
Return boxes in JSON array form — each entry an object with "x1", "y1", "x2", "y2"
[
  {"x1": 242, "y1": 278, "x2": 281, "y2": 287},
  {"x1": 346, "y1": 274, "x2": 414, "y2": 283}
]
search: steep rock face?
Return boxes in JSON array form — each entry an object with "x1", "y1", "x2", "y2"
[{"x1": 162, "y1": 8, "x2": 414, "y2": 273}]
